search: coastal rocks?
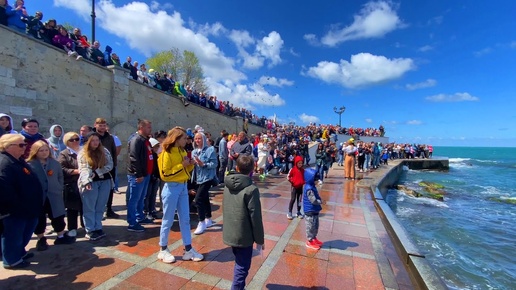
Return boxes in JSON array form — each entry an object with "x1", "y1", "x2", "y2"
[
  {"x1": 397, "y1": 181, "x2": 446, "y2": 201},
  {"x1": 488, "y1": 197, "x2": 516, "y2": 205}
]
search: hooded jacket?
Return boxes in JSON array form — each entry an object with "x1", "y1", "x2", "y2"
[
  {"x1": 47, "y1": 124, "x2": 66, "y2": 159},
  {"x1": 287, "y1": 155, "x2": 305, "y2": 188},
  {"x1": 191, "y1": 132, "x2": 217, "y2": 184},
  {"x1": 302, "y1": 168, "x2": 322, "y2": 215},
  {"x1": 0, "y1": 113, "x2": 18, "y2": 134},
  {"x1": 222, "y1": 172, "x2": 264, "y2": 247}
]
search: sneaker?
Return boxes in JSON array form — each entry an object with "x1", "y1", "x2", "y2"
[
  {"x1": 287, "y1": 212, "x2": 293, "y2": 220},
  {"x1": 318, "y1": 180, "x2": 323, "y2": 185},
  {"x1": 194, "y1": 221, "x2": 206, "y2": 235},
  {"x1": 36, "y1": 237, "x2": 48, "y2": 251},
  {"x1": 127, "y1": 224, "x2": 145, "y2": 232},
  {"x1": 306, "y1": 239, "x2": 321, "y2": 250},
  {"x1": 67, "y1": 229, "x2": 77, "y2": 237},
  {"x1": 105, "y1": 210, "x2": 120, "y2": 219},
  {"x1": 86, "y1": 231, "x2": 101, "y2": 241},
  {"x1": 204, "y1": 218, "x2": 215, "y2": 228},
  {"x1": 95, "y1": 229, "x2": 107, "y2": 239},
  {"x1": 54, "y1": 235, "x2": 75, "y2": 245},
  {"x1": 145, "y1": 214, "x2": 155, "y2": 221},
  {"x1": 137, "y1": 217, "x2": 154, "y2": 224},
  {"x1": 4, "y1": 260, "x2": 30, "y2": 270},
  {"x1": 182, "y1": 248, "x2": 204, "y2": 262},
  {"x1": 76, "y1": 55, "x2": 83, "y2": 61},
  {"x1": 313, "y1": 237, "x2": 324, "y2": 246},
  {"x1": 297, "y1": 212, "x2": 305, "y2": 219},
  {"x1": 68, "y1": 51, "x2": 78, "y2": 57},
  {"x1": 22, "y1": 252, "x2": 34, "y2": 260},
  {"x1": 184, "y1": 102, "x2": 190, "y2": 107},
  {"x1": 157, "y1": 249, "x2": 176, "y2": 263}
]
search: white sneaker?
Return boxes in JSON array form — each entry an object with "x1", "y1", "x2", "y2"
[
  {"x1": 157, "y1": 249, "x2": 176, "y2": 263},
  {"x1": 194, "y1": 221, "x2": 206, "y2": 235},
  {"x1": 204, "y1": 218, "x2": 215, "y2": 228},
  {"x1": 67, "y1": 229, "x2": 77, "y2": 237},
  {"x1": 183, "y1": 248, "x2": 204, "y2": 262},
  {"x1": 68, "y1": 51, "x2": 78, "y2": 57},
  {"x1": 76, "y1": 55, "x2": 83, "y2": 61},
  {"x1": 318, "y1": 180, "x2": 323, "y2": 185}
]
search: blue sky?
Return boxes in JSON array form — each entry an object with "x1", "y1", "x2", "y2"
[{"x1": 23, "y1": 1, "x2": 516, "y2": 146}]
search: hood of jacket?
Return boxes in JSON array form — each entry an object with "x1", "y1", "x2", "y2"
[
  {"x1": 105, "y1": 45, "x2": 112, "y2": 53},
  {"x1": 0, "y1": 113, "x2": 16, "y2": 133},
  {"x1": 224, "y1": 172, "x2": 253, "y2": 192},
  {"x1": 293, "y1": 155, "x2": 303, "y2": 166},
  {"x1": 193, "y1": 132, "x2": 208, "y2": 156},
  {"x1": 304, "y1": 167, "x2": 318, "y2": 186},
  {"x1": 47, "y1": 124, "x2": 66, "y2": 150}
]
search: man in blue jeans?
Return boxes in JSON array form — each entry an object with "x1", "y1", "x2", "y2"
[{"x1": 126, "y1": 119, "x2": 153, "y2": 232}]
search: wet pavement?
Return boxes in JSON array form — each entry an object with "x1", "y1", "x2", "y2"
[{"x1": 0, "y1": 165, "x2": 414, "y2": 289}]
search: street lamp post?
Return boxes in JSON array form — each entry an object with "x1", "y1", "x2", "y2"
[
  {"x1": 333, "y1": 106, "x2": 346, "y2": 127},
  {"x1": 91, "y1": 0, "x2": 96, "y2": 43}
]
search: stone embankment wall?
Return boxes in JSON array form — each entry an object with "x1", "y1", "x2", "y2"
[
  {"x1": 364, "y1": 159, "x2": 449, "y2": 290},
  {"x1": 0, "y1": 26, "x2": 262, "y2": 172}
]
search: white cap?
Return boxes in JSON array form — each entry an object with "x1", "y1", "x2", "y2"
[{"x1": 149, "y1": 138, "x2": 160, "y2": 147}]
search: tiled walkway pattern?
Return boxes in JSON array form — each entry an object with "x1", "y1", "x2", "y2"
[{"x1": 0, "y1": 166, "x2": 414, "y2": 289}]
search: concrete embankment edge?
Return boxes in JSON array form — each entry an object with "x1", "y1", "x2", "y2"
[{"x1": 358, "y1": 159, "x2": 449, "y2": 290}]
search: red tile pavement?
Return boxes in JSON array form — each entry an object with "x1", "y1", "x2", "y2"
[{"x1": 0, "y1": 164, "x2": 413, "y2": 289}]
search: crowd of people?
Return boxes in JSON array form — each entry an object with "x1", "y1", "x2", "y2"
[{"x1": 0, "y1": 0, "x2": 275, "y2": 128}]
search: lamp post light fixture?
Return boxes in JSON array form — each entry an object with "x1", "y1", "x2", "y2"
[
  {"x1": 91, "y1": 0, "x2": 96, "y2": 43},
  {"x1": 333, "y1": 106, "x2": 346, "y2": 127}
]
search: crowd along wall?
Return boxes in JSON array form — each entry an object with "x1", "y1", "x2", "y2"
[{"x1": 0, "y1": 26, "x2": 262, "y2": 172}]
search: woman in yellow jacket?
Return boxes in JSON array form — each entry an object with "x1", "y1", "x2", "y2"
[{"x1": 157, "y1": 127, "x2": 203, "y2": 264}]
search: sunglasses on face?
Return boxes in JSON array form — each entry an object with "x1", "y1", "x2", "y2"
[
  {"x1": 11, "y1": 143, "x2": 27, "y2": 148},
  {"x1": 68, "y1": 138, "x2": 80, "y2": 142}
]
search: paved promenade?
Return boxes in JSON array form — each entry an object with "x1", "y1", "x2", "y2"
[{"x1": 0, "y1": 164, "x2": 413, "y2": 289}]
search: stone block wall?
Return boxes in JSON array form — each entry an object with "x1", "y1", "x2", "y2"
[{"x1": 0, "y1": 26, "x2": 262, "y2": 173}]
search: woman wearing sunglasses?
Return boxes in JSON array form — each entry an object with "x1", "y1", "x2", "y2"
[
  {"x1": 0, "y1": 134, "x2": 43, "y2": 269},
  {"x1": 58, "y1": 132, "x2": 84, "y2": 238}
]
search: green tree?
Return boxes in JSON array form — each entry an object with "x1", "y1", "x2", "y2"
[{"x1": 146, "y1": 49, "x2": 207, "y2": 93}]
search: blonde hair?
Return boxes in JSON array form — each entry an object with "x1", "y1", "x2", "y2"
[
  {"x1": 63, "y1": 131, "x2": 79, "y2": 145},
  {"x1": 0, "y1": 134, "x2": 24, "y2": 151},
  {"x1": 26, "y1": 140, "x2": 51, "y2": 162},
  {"x1": 83, "y1": 133, "x2": 107, "y2": 170}
]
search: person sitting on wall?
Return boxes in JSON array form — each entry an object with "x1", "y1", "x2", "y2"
[
  {"x1": 40, "y1": 19, "x2": 58, "y2": 45},
  {"x1": 69, "y1": 27, "x2": 90, "y2": 59},
  {"x1": 52, "y1": 25, "x2": 82, "y2": 60},
  {"x1": 89, "y1": 41, "x2": 104, "y2": 65}
]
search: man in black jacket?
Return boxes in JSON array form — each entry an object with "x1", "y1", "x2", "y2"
[
  {"x1": 93, "y1": 118, "x2": 119, "y2": 218},
  {"x1": 126, "y1": 119, "x2": 153, "y2": 232}
]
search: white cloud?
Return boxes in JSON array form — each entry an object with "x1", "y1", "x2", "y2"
[
  {"x1": 365, "y1": 118, "x2": 373, "y2": 123},
  {"x1": 258, "y1": 76, "x2": 294, "y2": 87},
  {"x1": 303, "y1": 34, "x2": 318, "y2": 46},
  {"x1": 474, "y1": 47, "x2": 492, "y2": 57},
  {"x1": 405, "y1": 79, "x2": 436, "y2": 90},
  {"x1": 289, "y1": 47, "x2": 300, "y2": 57},
  {"x1": 53, "y1": 0, "x2": 287, "y2": 109},
  {"x1": 425, "y1": 92, "x2": 479, "y2": 102},
  {"x1": 419, "y1": 45, "x2": 433, "y2": 52},
  {"x1": 306, "y1": 53, "x2": 415, "y2": 88},
  {"x1": 229, "y1": 30, "x2": 284, "y2": 69},
  {"x1": 320, "y1": 1, "x2": 404, "y2": 46},
  {"x1": 299, "y1": 113, "x2": 320, "y2": 124},
  {"x1": 406, "y1": 120, "x2": 422, "y2": 125}
]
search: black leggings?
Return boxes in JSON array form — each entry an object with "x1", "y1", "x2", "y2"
[
  {"x1": 195, "y1": 181, "x2": 212, "y2": 221},
  {"x1": 35, "y1": 198, "x2": 66, "y2": 235},
  {"x1": 288, "y1": 186, "x2": 303, "y2": 214}
]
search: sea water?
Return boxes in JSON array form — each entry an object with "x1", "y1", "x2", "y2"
[{"x1": 385, "y1": 147, "x2": 516, "y2": 290}]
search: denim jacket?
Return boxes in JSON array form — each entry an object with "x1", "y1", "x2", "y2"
[{"x1": 192, "y1": 132, "x2": 217, "y2": 184}]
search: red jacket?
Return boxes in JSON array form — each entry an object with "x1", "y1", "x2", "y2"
[{"x1": 288, "y1": 156, "x2": 305, "y2": 188}]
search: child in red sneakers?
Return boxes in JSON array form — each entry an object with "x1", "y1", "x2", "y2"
[
  {"x1": 287, "y1": 155, "x2": 305, "y2": 220},
  {"x1": 302, "y1": 167, "x2": 324, "y2": 250}
]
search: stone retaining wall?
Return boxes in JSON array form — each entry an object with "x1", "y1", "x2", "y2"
[{"x1": 0, "y1": 26, "x2": 262, "y2": 173}]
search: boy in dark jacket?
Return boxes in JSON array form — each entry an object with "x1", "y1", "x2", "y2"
[
  {"x1": 223, "y1": 155, "x2": 264, "y2": 290},
  {"x1": 303, "y1": 167, "x2": 324, "y2": 250},
  {"x1": 287, "y1": 155, "x2": 305, "y2": 219}
]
